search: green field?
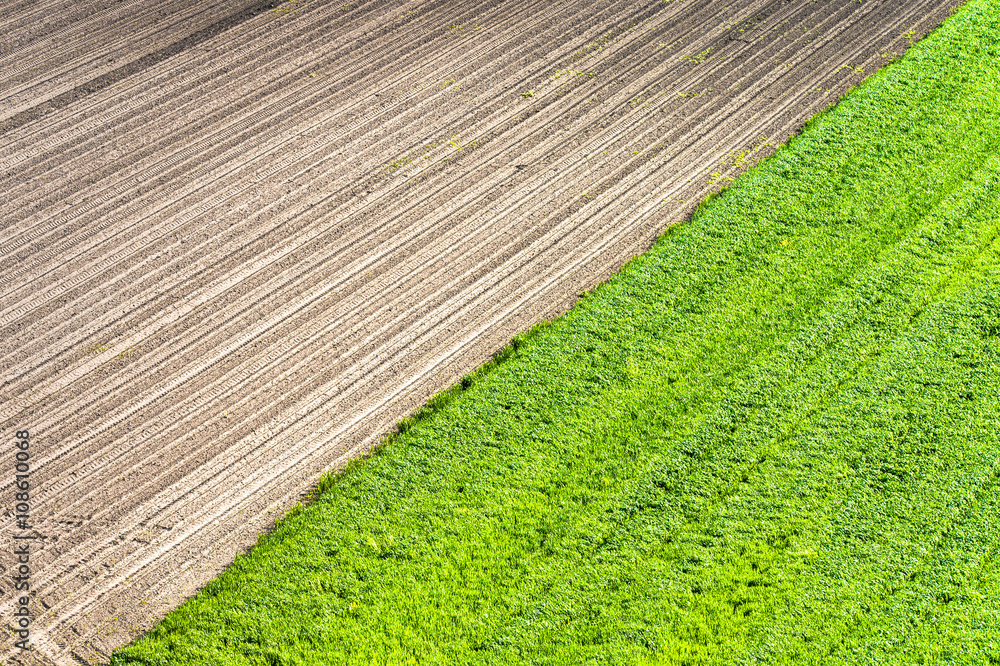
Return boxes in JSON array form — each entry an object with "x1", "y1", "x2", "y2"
[{"x1": 112, "y1": 1, "x2": 1000, "y2": 663}]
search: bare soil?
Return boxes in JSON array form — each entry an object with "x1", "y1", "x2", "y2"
[{"x1": 0, "y1": 0, "x2": 961, "y2": 663}]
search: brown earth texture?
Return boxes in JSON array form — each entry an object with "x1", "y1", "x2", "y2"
[{"x1": 0, "y1": 0, "x2": 962, "y2": 663}]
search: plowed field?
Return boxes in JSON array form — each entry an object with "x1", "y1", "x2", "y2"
[{"x1": 1, "y1": 0, "x2": 961, "y2": 663}]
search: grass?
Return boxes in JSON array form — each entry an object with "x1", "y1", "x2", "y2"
[{"x1": 112, "y1": 1, "x2": 1000, "y2": 663}]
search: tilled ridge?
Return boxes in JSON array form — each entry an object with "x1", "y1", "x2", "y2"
[
  {"x1": 0, "y1": 0, "x2": 281, "y2": 132},
  {"x1": 0, "y1": 0, "x2": 962, "y2": 663}
]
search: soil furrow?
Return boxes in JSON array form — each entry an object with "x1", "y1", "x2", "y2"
[
  {"x1": 0, "y1": 0, "x2": 284, "y2": 130},
  {"x1": 0, "y1": 0, "x2": 588, "y2": 278}
]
